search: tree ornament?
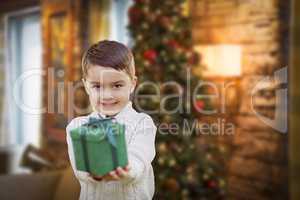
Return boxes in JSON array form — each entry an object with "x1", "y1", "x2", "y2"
[
  {"x1": 158, "y1": 142, "x2": 168, "y2": 153},
  {"x1": 128, "y1": 6, "x2": 142, "y2": 24},
  {"x1": 143, "y1": 49, "x2": 157, "y2": 64},
  {"x1": 167, "y1": 39, "x2": 181, "y2": 49},
  {"x1": 164, "y1": 178, "x2": 180, "y2": 192},
  {"x1": 195, "y1": 99, "x2": 205, "y2": 110},
  {"x1": 159, "y1": 16, "x2": 171, "y2": 28},
  {"x1": 206, "y1": 180, "x2": 218, "y2": 188}
]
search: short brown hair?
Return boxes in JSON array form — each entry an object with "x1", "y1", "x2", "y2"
[{"x1": 82, "y1": 40, "x2": 135, "y2": 79}]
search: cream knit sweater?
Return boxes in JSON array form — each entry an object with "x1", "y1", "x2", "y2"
[{"x1": 66, "y1": 101, "x2": 157, "y2": 200}]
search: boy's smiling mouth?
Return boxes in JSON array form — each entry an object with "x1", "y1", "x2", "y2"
[{"x1": 100, "y1": 101, "x2": 118, "y2": 106}]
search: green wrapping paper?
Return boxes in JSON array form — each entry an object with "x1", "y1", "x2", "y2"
[{"x1": 70, "y1": 118, "x2": 128, "y2": 176}]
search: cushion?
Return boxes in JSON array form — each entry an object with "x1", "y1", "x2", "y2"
[
  {"x1": 0, "y1": 171, "x2": 61, "y2": 200},
  {"x1": 54, "y1": 167, "x2": 80, "y2": 200}
]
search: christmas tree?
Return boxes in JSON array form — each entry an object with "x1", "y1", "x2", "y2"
[{"x1": 128, "y1": 0, "x2": 226, "y2": 199}]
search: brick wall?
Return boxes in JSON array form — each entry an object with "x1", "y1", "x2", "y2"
[{"x1": 191, "y1": 0, "x2": 289, "y2": 199}]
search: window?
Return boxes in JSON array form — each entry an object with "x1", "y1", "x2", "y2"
[
  {"x1": 109, "y1": 0, "x2": 132, "y2": 45},
  {"x1": 3, "y1": 7, "x2": 42, "y2": 149},
  {"x1": 88, "y1": 0, "x2": 132, "y2": 46}
]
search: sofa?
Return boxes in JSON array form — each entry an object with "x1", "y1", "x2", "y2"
[{"x1": 0, "y1": 167, "x2": 80, "y2": 200}]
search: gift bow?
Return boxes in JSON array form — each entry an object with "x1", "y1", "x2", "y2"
[{"x1": 83, "y1": 117, "x2": 117, "y2": 148}]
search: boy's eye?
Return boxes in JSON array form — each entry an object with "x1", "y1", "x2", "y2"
[
  {"x1": 114, "y1": 84, "x2": 123, "y2": 88},
  {"x1": 92, "y1": 85, "x2": 101, "y2": 89}
]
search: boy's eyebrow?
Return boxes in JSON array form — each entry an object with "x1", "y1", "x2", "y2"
[
  {"x1": 112, "y1": 80, "x2": 126, "y2": 84},
  {"x1": 86, "y1": 80, "x2": 126, "y2": 84},
  {"x1": 87, "y1": 81, "x2": 100, "y2": 84}
]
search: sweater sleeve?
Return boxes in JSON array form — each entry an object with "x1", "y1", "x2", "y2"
[
  {"x1": 66, "y1": 120, "x2": 98, "y2": 184},
  {"x1": 121, "y1": 114, "x2": 157, "y2": 184}
]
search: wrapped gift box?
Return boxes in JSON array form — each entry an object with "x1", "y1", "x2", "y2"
[{"x1": 70, "y1": 118, "x2": 128, "y2": 176}]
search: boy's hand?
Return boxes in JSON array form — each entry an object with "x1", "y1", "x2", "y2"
[{"x1": 90, "y1": 165, "x2": 131, "y2": 182}]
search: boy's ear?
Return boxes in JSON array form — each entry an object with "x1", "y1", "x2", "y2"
[
  {"x1": 130, "y1": 87, "x2": 135, "y2": 93},
  {"x1": 131, "y1": 76, "x2": 137, "y2": 93},
  {"x1": 82, "y1": 78, "x2": 90, "y2": 95}
]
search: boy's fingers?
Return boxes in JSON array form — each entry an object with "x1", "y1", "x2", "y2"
[
  {"x1": 124, "y1": 165, "x2": 131, "y2": 171},
  {"x1": 116, "y1": 167, "x2": 126, "y2": 178},
  {"x1": 89, "y1": 174, "x2": 103, "y2": 181},
  {"x1": 107, "y1": 171, "x2": 119, "y2": 180},
  {"x1": 99, "y1": 167, "x2": 131, "y2": 181}
]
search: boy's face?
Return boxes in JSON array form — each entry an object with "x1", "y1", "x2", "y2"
[{"x1": 83, "y1": 65, "x2": 137, "y2": 116}]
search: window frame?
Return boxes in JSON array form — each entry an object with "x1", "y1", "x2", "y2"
[{"x1": 3, "y1": 6, "x2": 41, "y2": 147}]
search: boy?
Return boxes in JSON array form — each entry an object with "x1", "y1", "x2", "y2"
[{"x1": 66, "y1": 40, "x2": 157, "y2": 200}]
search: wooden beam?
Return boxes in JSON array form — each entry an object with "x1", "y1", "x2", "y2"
[
  {"x1": 290, "y1": 0, "x2": 300, "y2": 199},
  {"x1": 0, "y1": 0, "x2": 40, "y2": 13}
]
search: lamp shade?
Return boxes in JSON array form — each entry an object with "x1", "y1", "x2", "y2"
[{"x1": 195, "y1": 44, "x2": 242, "y2": 77}]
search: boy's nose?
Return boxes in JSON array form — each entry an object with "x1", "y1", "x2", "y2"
[{"x1": 99, "y1": 89, "x2": 114, "y2": 100}]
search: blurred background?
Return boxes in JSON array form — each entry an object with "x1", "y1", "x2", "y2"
[{"x1": 0, "y1": 0, "x2": 299, "y2": 200}]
